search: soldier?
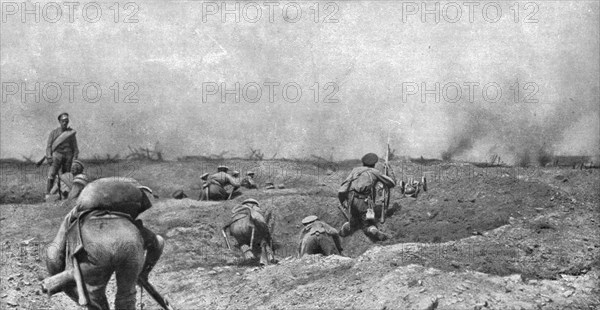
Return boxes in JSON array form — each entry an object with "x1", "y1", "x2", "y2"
[
  {"x1": 241, "y1": 171, "x2": 258, "y2": 189},
  {"x1": 198, "y1": 166, "x2": 241, "y2": 200},
  {"x1": 297, "y1": 215, "x2": 343, "y2": 258},
  {"x1": 45, "y1": 113, "x2": 79, "y2": 200},
  {"x1": 46, "y1": 178, "x2": 164, "y2": 284},
  {"x1": 171, "y1": 190, "x2": 188, "y2": 199},
  {"x1": 402, "y1": 176, "x2": 427, "y2": 198},
  {"x1": 338, "y1": 153, "x2": 396, "y2": 241},
  {"x1": 49, "y1": 160, "x2": 89, "y2": 200},
  {"x1": 223, "y1": 199, "x2": 276, "y2": 265},
  {"x1": 67, "y1": 160, "x2": 89, "y2": 200}
]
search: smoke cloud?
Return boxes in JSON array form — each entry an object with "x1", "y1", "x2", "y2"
[{"x1": 1, "y1": 2, "x2": 598, "y2": 163}]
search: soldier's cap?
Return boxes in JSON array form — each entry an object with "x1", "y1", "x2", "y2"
[
  {"x1": 172, "y1": 190, "x2": 188, "y2": 199},
  {"x1": 200, "y1": 173, "x2": 209, "y2": 180},
  {"x1": 242, "y1": 198, "x2": 259, "y2": 205},
  {"x1": 72, "y1": 160, "x2": 84, "y2": 169},
  {"x1": 58, "y1": 112, "x2": 69, "y2": 121},
  {"x1": 247, "y1": 171, "x2": 255, "y2": 176},
  {"x1": 217, "y1": 165, "x2": 229, "y2": 172},
  {"x1": 361, "y1": 153, "x2": 379, "y2": 166},
  {"x1": 302, "y1": 215, "x2": 318, "y2": 225},
  {"x1": 232, "y1": 170, "x2": 240, "y2": 176}
]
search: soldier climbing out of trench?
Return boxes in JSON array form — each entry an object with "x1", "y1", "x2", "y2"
[
  {"x1": 297, "y1": 215, "x2": 343, "y2": 257},
  {"x1": 44, "y1": 178, "x2": 165, "y2": 309},
  {"x1": 338, "y1": 153, "x2": 396, "y2": 242},
  {"x1": 222, "y1": 199, "x2": 276, "y2": 265}
]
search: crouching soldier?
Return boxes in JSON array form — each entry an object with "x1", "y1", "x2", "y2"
[
  {"x1": 241, "y1": 171, "x2": 258, "y2": 189},
  {"x1": 222, "y1": 199, "x2": 276, "y2": 265},
  {"x1": 298, "y1": 215, "x2": 343, "y2": 257},
  {"x1": 198, "y1": 166, "x2": 241, "y2": 200},
  {"x1": 50, "y1": 160, "x2": 90, "y2": 200},
  {"x1": 402, "y1": 176, "x2": 427, "y2": 198},
  {"x1": 338, "y1": 153, "x2": 396, "y2": 242},
  {"x1": 46, "y1": 177, "x2": 164, "y2": 284}
]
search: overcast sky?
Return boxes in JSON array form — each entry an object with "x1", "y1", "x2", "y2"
[{"x1": 1, "y1": 1, "x2": 598, "y2": 162}]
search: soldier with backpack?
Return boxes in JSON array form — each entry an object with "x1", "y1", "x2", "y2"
[{"x1": 337, "y1": 153, "x2": 396, "y2": 241}]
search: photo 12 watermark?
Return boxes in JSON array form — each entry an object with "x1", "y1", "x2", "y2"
[
  {"x1": 201, "y1": 81, "x2": 340, "y2": 104},
  {"x1": 401, "y1": 81, "x2": 539, "y2": 104},
  {"x1": 200, "y1": 1, "x2": 339, "y2": 24},
  {"x1": 1, "y1": 81, "x2": 140, "y2": 104},
  {"x1": 1, "y1": 1, "x2": 139, "y2": 23},
  {"x1": 400, "y1": 1, "x2": 539, "y2": 24}
]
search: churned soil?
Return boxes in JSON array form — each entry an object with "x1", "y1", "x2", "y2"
[{"x1": 1, "y1": 159, "x2": 598, "y2": 309}]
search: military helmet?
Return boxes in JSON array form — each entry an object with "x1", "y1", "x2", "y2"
[
  {"x1": 361, "y1": 153, "x2": 379, "y2": 166},
  {"x1": 217, "y1": 165, "x2": 229, "y2": 172},
  {"x1": 242, "y1": 198, "x2": 259, "y2": 205},
  {"x1": 172, "y1": 190, "x2": 187, "y2": 199},
  {"x1": 302, "y1": 215, "x2": 318, "y2": 225},
  {"x1": 200, "y1": 173, "x2": 209, "y2": 180},
  {"x1": 72, "y1": 160, "x2": 84, "y2": 170},
  {"x1": 247, "y1": 171, "x2": 255, "y2": 176}
]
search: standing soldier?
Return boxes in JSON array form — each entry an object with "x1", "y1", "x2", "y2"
[
  {"x1": 298, "y1": 215, "x2": 343, "y2": 257},
  {"x1": 45, "y1": 113, "x2": 79, "y2": 200},
  {"x1": 199, "y1": 165, "x2": 241, "y2": 200},
  {"x1": 338, "y1": 153, "x2": 395, "y2": 241}
]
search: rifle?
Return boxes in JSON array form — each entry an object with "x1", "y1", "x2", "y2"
[
  {"x1": 138, "y1": 277, "x2": 176, "y2": 310},
  {"x1": 381, "y1": 143, "x2": 392, "y2": 223},
  {"x1": 336, "y1": 201, "x2": 350, "y2": 221},
  {"x1": 72, "y1": 256, "x2": 88, "y2": 306},
  {"x1": 221, "y1": 228, "x2": 232, "y2": 250}
]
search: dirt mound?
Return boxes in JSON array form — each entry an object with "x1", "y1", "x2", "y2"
[{"x1": 1, "y1": 160, "x2": 599, "y2": 309}]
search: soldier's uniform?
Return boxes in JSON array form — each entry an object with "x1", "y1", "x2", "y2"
[
  {"x1": 224, "y1": 199, "x2": 275, "y2": 265},
  {"x1": 402, "y1": 177, "x2": 427, "y2": 198},
  {"x1": 298, "y1": 215, "x2": 343, "y2": 257},
  {"x1": 46, "y1": 113, "x2": 79, "y2": 199},
  {"x1": 241, "y1": 171, "x2": 258, "y2": 189},
  {"x1": 50, "y1": 160, "x2": 89, "y2": 200},
  {"x1": 198, "y1": 166, "x2": 241, "y2": 200},
  {"x1": 46, "y1": 178, "x2": 164, "y2": 285},
  {"x1": 338, "y1": 153, "x2": 395, "y2": 241},
  {"x1": 45, "y1": 113, "x2": 79, "y2": 199}
]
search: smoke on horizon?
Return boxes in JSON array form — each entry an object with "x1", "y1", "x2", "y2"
[{"x1": 1, "y1": 2, "x2": 598, "y2": 163}]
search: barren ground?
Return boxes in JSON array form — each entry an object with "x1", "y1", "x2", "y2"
[{"x1": 1, "y1": 159, "x2": 599, "y2": 309}]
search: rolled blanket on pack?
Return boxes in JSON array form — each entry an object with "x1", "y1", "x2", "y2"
[{"x1": 74, "y1": 177, "x2": 153, "y2": 219}]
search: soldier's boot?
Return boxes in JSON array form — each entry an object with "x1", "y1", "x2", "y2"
[
  {"x1": 262, "y1": 241, "x2": 277, "y2": 265},
  {"x1": 259, "y1": 249, "x2": 268, "y2": 266},
  {"x1": 46, "y1": 214, "x2": 71, "y2": 275},
  {"x1": 367, "y1": 226, "x2": 391, "y2": 242},
  {"x1": 139, "y1": 235, "x2": 164, "y2": 281},
  {"x1": 241, "y1": 244, "x2": 255, "y2": 260},
  {"x1": 339, "y1": 222, "x2": 351, "y2": 237}
]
